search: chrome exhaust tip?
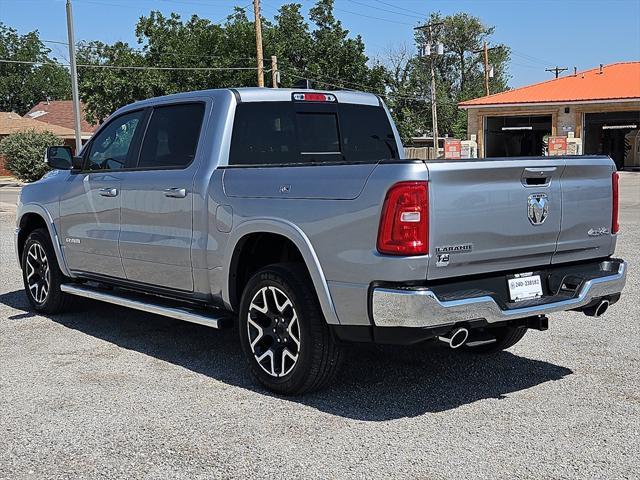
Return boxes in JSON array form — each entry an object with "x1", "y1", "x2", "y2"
[
  {"x1": 594, "y1": 299, "x2": 610, "y2": 318},
  {"x1": 437, "y1": 327, "x2": 469, "y2": 349},
  {"x1": 583, "y1": 299, "x2": 610, "y2": 318}
]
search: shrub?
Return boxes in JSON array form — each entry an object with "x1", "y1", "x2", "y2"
[{"x1": 0, "y1": 129, "x2": 63, "y2": 182}]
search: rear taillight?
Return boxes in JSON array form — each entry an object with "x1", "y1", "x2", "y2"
[
  {"x1": 377, "y1": 181, "x2": 428, "y2": 255},
  {"x1": 612, "y1": 171, "x2": 620, "y2": 234}
]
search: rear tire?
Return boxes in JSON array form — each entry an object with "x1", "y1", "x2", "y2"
[
  {"x1": 21, "y1": 228, "x2": 71, "y2": 314},
  {"x1": 464, "y1": 326, "x2": 527, "y2": 354},
  {"x1": 238, "y1": 263, "x2": 342, "y2": 395}
]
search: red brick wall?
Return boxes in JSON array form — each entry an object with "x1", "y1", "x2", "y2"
[{"x1": 0, "y1": 154, "x2": 10, "y2": 176}]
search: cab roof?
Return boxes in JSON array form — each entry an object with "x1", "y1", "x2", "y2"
[{"x1": 122, "y1": 87, "x2": 381, "y2": 111}]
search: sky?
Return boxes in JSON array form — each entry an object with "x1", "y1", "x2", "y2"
[{"x1": 1, "y1": 0, "x2": 639, "y2": 88}]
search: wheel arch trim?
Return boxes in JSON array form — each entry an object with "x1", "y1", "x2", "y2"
[
  {"x1": 17, "y1": 204, "x2": 71, "y2": 277},
  {"x1": 222, "y1": 218, "x2": 340, "y2": 325}
]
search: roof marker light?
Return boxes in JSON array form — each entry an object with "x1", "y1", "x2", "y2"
[{"x1": 292, "y1": 93, "x2": 337, "y2": 102}]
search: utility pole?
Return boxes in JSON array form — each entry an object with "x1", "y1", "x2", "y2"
[
  {"x1": 473, "y1": 42, "x2": 501, "y2": 96},
  {"x1": 545, "y1": 66, "x2": 568, "y2": 78},
  {"x1": 65, "y1": 0, "x2": 82, "y2": 152},
  {"x1": 428, "y1": 38, "x2": 439, "y2": 157},
  {"x1": 253, "y1": 0, "x2": 265, "y2": 87},
  {"x1": 415, "y1": 22, "x2": 443, "y2": 158},
  {"x1": 483, "y1": 42, "x2": 490, "y2": 96},
  {"x1": 271, "y1": 55, "x2": 279, "y2": 88}
]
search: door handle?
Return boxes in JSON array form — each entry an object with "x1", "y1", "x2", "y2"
[
  {"x1": 523, "y1": 167, "x2": 557, "y2": 177},
  {"x1": 521, "y1": 167, "x2": 556, "y2": 186},
  {"x1": 164, "y1": 187, "x2": 187, "y2": 198},
  {"x1": 98, "y1": 187, "x2": 118, "y2": 197}
]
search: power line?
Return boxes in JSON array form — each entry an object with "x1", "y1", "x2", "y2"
[
  {"x1": 372, "y1": 0, "x2": 425, "y2": 16},
  {"x1": 510, "y1": 62, "x2": 542, "y2": 70},
  {"x1": 70, "y1": 0, "x2": 257, "y2": 25},
  {"x1": 213, "y1": 2, "x2": 253, "y2": 24},
  {"x1": 0, "y1": 58, "x2": 258, "y2": 71},
  {"x1": 2, "y1": 56, "x2": 437, "y2": 104},
  {"x1": 511, "y1": 50, "x2": 555, "y2": 66},
  {"x1": 42, "y1": 39, "x2": 260, "y2": 63},
  {"x1": 332, "y1": 6, "x2": 413, "y2": 26},
  {"x1": 73, "y1": 0, "x2": 223, "y2": 14},
  {"x1": 346, "y1": 0, "x2": 416, "y2": 19},
  {"x1": 280, "y1": 65, "x2": 376, "y2": 92}
]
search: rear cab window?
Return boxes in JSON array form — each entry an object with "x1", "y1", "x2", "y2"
[
  {"x1": 229, "y1": 98, "x2": 398, "y2": 166},
  {"x1": 138, "y1": 103, "x2": 205, "y2": 169}
]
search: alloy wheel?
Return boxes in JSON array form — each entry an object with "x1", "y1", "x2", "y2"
[
  {"x1": 247, "y1": 286, "x2": 301, "y2": 378},
  {"x1": 25, "y1": 242, "x2": 50, "y2": 304}
]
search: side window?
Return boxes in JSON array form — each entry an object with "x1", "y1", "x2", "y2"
[
  {"x1": 137, "y1": 103, "x2": 205, "y2": 169},
  {"x1": 229, "y1": 103, "x2": 297, "y2": 165},
  {"x1": 86, "y1": 110, "x2": 144, "y2": 171},
  {"x1": 339, "y1": 104, "x2": 399, "y2": 162}
]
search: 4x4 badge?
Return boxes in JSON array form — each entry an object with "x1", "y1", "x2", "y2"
[{"x1": 528, "y1": 193, "x2": 548, "y2": 225}]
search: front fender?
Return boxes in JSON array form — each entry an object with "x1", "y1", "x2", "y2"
[
  {"x1": 222, "y1": 217, "x2": 340, "y2": 325},
  {"x1": 16, "y1": 203, "x2": 71, "y2": 277}
]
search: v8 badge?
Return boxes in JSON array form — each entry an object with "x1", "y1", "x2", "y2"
[{"x1": 436, "y1": 253, "x2": 450, "y2": 267}]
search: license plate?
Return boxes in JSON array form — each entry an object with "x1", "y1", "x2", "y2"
[{"x1": 508, "y1": 274, "x2": 543, "y2": 302}]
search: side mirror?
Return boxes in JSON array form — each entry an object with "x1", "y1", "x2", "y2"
[
  {"x1": 44, "y1": 146, "x2": 73, "y2": 170},
  {"x1": 72, "y1": 155, "x2": 83, "y2": 170}
]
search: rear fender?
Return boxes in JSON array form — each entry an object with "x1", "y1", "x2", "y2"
[{"x1": 222, "y1": 218, "x2": 340, "y2": 325}]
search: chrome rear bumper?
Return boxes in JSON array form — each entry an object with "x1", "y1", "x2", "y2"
[{"x1": 371, "y1": 260, "x2": 627, "y2": 329}]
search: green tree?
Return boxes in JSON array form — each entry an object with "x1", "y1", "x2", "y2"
[
  {"x1": 0, "y1": 23, "x2": 70, "y2": 115},
  {"x1": 77, "y1": 1, "x2": 386, "y2": 121},
  {"x1": 296, "y1": 0, "x2": 386, "y2": 91},
  {"x1": 267, "y1": 3, "x2": 312, "y2": 82},
  {"x1": 383, "y1": 44, "x2": 431, "y2": 142},
  {"x1": 0, "y1": 130, "x2": 62, "y2": 182},
  {"x1": 386, "y1": 12, "x2": 511, "y2": 142},
  {"x1": 77, "y1": 41, "x2": 164, "y2": 124}
]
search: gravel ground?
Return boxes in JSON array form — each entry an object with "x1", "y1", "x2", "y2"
[{"x1": 0, "y1": 174, "x2": 638, "y2": 479}]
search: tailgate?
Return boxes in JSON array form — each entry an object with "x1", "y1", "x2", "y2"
[
  {"x1": 553, "y1": 157, "x2": 615, "y2": 264},
  {"x1": 426, "y1": 158, "x2": 564, "y2": 280}
]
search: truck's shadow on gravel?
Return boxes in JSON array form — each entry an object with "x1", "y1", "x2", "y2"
[{"x1": 1, "y1": 291, "x2": 573, "y2": 421}]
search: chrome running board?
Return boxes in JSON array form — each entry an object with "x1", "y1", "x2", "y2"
[{"x1": 61, "y1": 283, "x2": 228, "y2": 329}]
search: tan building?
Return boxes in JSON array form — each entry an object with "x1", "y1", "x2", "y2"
[{"x1": 459, "y1": 62, "x2": 640, "y2": 169}]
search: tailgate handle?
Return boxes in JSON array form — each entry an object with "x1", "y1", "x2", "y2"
[{"x1": 522, "y1": 167, "x2": 556, "y2": 187}]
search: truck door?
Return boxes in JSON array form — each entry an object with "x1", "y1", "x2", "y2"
[
  {"x1": 59, "y1": 109, "x2": 146, "y2": 279},
  {"x1": 118, "y1": 101, "x2": 208, "y2": 292}
]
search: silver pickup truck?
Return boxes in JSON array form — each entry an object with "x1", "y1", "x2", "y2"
[{"x1": 16, "y1": 88, "x2": 627, "y2": 394}]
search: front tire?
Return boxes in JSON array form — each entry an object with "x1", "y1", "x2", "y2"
[
  {"x1": 238, "y1": 263, "x2": 342, "y2": 395},
  {"x1": 21, "y1": 228, "x2": 71, "y2": 314}
]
